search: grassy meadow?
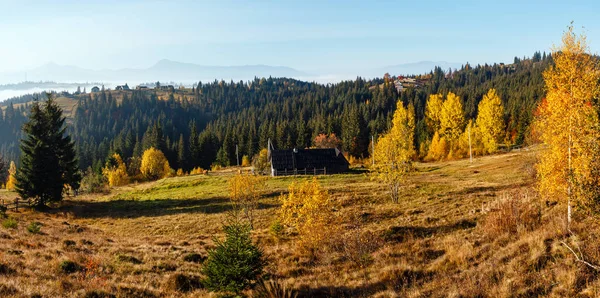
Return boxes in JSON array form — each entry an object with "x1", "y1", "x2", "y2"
[{"x1": 1, "y1": 147, "x2": 599, "y2": 297}]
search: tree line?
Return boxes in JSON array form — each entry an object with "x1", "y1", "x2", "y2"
[{"x1": 0, "y1": 51, "x2": 552, "y2": 178}]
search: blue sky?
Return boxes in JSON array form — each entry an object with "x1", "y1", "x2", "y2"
[{"x1": 0, "y1": 0, "x2": 598, "y2": 75}]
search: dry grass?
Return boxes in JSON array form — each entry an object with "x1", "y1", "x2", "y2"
[{"x1": 1, "y1": 147, "x2": 600, "y2": 297}]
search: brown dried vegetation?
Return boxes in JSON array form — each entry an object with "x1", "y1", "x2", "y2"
[{"x1": 0, "y1": 148, "x2": 599, "y2": 296}]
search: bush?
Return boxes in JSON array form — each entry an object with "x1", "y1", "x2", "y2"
[
  {"x1": 81, "y1": 167, "x2": 107, "y2": 193},
  {"x1": 252, "y1": 149, "x2": 270, "y2": 175},
  {"x1": 202, "y1": 221, "x2": 265, "y2": 295},
  {"x1": 269, "y1": 220, "x2": 284, "y2": 238},
  {"x1": 116, "y1": 254, "x2": 143, "y2": 264},
  {"x1": 63, "y1": 239, "x2": 76, "y2": 248},
  {"x1": 2, "y1": 218, "x2": 17, "y2": 229},
  {"x1": 27, "y1": 221, "x2": 42, "y2": 234},
  {"x1": 183, "y1": 253, "x2": 205, "y2": 263},
  {"x1": 59, "y1": 260, "x2": 81, "y2": 274},
  {"x1": 165, "y1": 273, "x2": 202, "y2": 293},
  {"x1": 481, "y1": 193, "x2": 541, "y2": 238},
  {"x1": 253, "y1": 279, "x2": 297, "y2": 298}
]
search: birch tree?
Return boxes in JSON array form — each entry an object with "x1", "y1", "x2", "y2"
[{"x1": 536, "y1": 25, "x2": 600, "y2": 228}]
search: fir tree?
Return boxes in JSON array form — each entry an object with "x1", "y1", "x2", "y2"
[{"x1": 16, "y1": 95, "x2": 81, "y2": 207}]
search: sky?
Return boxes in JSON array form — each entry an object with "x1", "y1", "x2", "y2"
[{"x1": 0, "y1": 0, "x2": 599, "y2": 75}]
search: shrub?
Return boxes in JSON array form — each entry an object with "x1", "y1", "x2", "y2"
[
  {"x1": 0, "y1": 205, "x2": 6, "y2": 218},
  {"x1": 63, "y1": 239, "x2": 76, "y2": 248},
  {"x1": 189, "y1": 167, "x2": 205, "y2": 175},
  {"x1": 202, "y1": 221, "x2": 265, "y2": 295},
  {"x1": 81, "y1": 167, "x2": 107, "y2": 193},
  {"x1": 481, "y1": 193, "x2": 541, "y2": 238},
  {"x1": 27, "y1": 221, "x2": 42, "y2": 234},
  {"x1": 83, "y1": 290, "x2": 116, "y2": 298},
  {"x1": 165, "y1": 273, "x2": 203, "y2": 293},
  {"x1": 116, "y1": 254, "x2": 143, "y2": 264},
  {"x1": 252, "y1": 149, "x2": 270, "y2": 175},
  {"x1": 59, "y1": 260, "x2": 81, "y2": 274},
  {"x1": 0, "y1": 263, "x2": 15, "y2": 275},
  {"x1": 2, "y1": 218, "x2": 17, "y2": 229},
  {"x1": 253, "y1": 279, "x2": 297, "y2": 298},
  {"x1": 269, "y1": 220, "x2": 284, "y2": 238},
  {"x1": 241, "y1": 155, "x2": 251, "y2": 167},
  {"x1": 183, "y1": 253, "x2": 205, "y2": 263}
]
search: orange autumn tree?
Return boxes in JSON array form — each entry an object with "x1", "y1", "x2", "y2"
[
  {"x1": 313, "y1": 133, "x2": 342, "y2": 149},
  {"x1": 536, "y1": 25, "x2": 600, "y2": 227}
]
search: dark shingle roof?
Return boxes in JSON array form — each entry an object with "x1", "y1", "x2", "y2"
[{"x1": 270, "y1": 148, "x2": 349, "y2": 170}]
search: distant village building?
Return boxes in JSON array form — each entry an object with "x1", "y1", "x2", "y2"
[
  {"x1": 268, "y1": 143, "x2": 349, "y2": 177},
  {"x1": 91, "y1": 86, "x2": 100, "y2": 93},
  {"x1": 136, "y1": 85, "x2": 149, "y2": 90},
  {"x1": 115, "y1": 84, "x2": 130, "y2": 91},
  {"x1": 159, "y1": 85, "x2": 175, "y2": 92}
]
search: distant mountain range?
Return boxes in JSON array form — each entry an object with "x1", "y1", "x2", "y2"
[
  {"x1": 0, "y1": 59, "x2": 466, "y2": 88},
  {"x1": 0, "y1": 60, "x2": 309, "y2": 85}
]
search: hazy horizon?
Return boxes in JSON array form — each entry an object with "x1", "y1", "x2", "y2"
[{"x1": 2, "y1": 0, "x2": 598, "y2": 77}]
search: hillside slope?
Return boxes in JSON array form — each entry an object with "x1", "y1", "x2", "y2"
[{"x1": 1, "y1": 148, "x2": 596, "y2": 297}]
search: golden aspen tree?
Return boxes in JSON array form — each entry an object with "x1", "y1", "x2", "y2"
[
  {"x1": 426, "y1": 131, "x2": 447, "y2": 161},
  {"x1": 476, "y1": 89, "x2": 505, "y2": 154},
  {"x1": 536, "y1": 26, "x2": 600, "y2": 227},
  {"x1": 140, "y1": 147, "x2": 171, "y2": 180},
  {"x1": 373, "y1": 101, "x2": 415, "y2": 202},
  {"x1": 102, "y1": 153, "x2": 129, "y2": 187},
  {"x1": 5, "y1": 161, "x2": 17, "y2": 191},
  {"x1": 229, "y1": 173, "x2": 265, "y2": 228},
  {"x1": 440, "y1": 92, "x2": 465, "y2": 143},
  {"x1": 279, "y1": 178, "x2": 336, "y2": 257},
  {"x1": 425, "y1": 93, "x2": 444, "y2": 133},
  {"x1": 241, "y1": 155, "x2": 251, "y2": 167}
]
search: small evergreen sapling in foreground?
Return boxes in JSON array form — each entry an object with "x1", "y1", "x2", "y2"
[{"x1": 202, "y1": 221, "x2": 264, "y2": 295}]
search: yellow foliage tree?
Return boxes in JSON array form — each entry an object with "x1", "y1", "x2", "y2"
[
  {"x1": 229, "y1": 173, "x2": 265, "y2": 228},
  {"x1": 102, "y1": 153, "x2": 129, "y2": 187},
  {"x1": 373, "y1": 101, "x2": 415, "y2": 202},
  {"x1": 279, "y1": 178, "x2": 336, "y2": 257},
  {"x1": 426, "y1": 131, "x2": 447, "y2": 161},
  {"x1": 241, "y1": 155, "x2": 251, "y2": 167},
  {"x1": 476, "y1": 89, "x2": 505, "y2": 154},
  {"x1": 140, "y1": 147, "x2": 171, "y2": 180},
  {"x1": 5, "y1": 161, "x2": 17, "y2": 191},
  {"x1": 425, "y1": 93, "x2": 444, "y2": 133},
  {"x1": 440, "y1": 92, "x2": 465, "y2": 144},
  {"x1": 536, "y1": 26, "x2": 600, "y2": 227},
  {"x1": 252, "y1": 148, "x2": 270, "y2": 175}
]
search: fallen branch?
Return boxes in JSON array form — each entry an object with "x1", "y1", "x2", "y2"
[{"x1": 560, "y1": 240, "x2": 600, "y2": 271}]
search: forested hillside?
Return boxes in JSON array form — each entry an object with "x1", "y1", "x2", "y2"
[{"x1": 0, "y1": 52, "x2": 552, "y2": 172}]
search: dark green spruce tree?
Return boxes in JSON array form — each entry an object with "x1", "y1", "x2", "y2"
[{"x1": 16, "y1": 95, "x2": 81, "y2": 207}]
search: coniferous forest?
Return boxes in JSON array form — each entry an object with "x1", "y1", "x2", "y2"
[{"x1": 0, "y1": 52, "x2": 551, "y2": 174}]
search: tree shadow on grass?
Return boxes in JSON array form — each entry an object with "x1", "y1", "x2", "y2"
[
  {"x1": 295, "y1": 268, "x2": 434, "y2": 297},
  {"x1": 383, "y1": 219, "x2": 477, "y2": 242},
  {"x1": 58, "y1": 194, "x2": 279, "y2": 219},
  {"x1": 447, "y1": 182, "x2": 530, "y2": 197}
]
